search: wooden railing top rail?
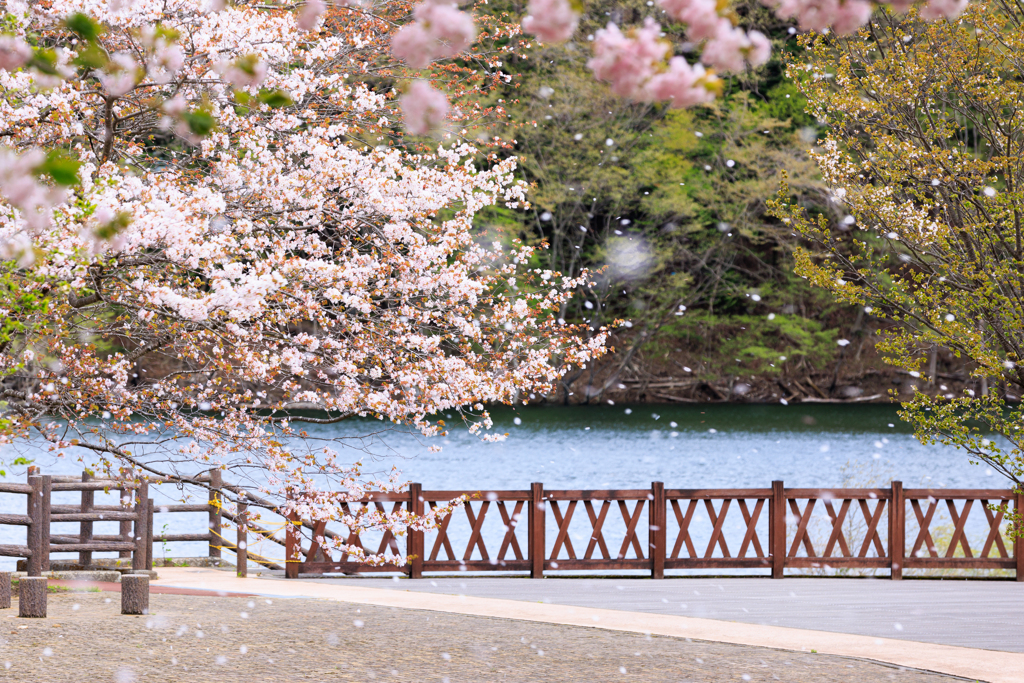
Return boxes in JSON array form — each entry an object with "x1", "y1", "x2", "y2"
[
  {"x1": 784, "y1": 488, "x2": 892, "y2": 498},
  {"x1": 903, "y1": 489, "x2": 1014, "y2": 498},
  {"x1": 545, "y1": 489, "x2": 650, "y2": 500},
  {"x1": 50, "y1": 481, "x2": 141, "y2": 492},
  {"x1": 666, "y1": 488, "x2": 771, "y2": 498}
]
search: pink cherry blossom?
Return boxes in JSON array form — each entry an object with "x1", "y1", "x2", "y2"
[
  {"x1": 148, "y1": 40, "x2": 184, "y2": 84},
  {"x1": 297, "y1": 0, "x2": 327, "y2": 31},
  {"x1": 522, "y1": 0, "x2": 580, "y2": 43},
  {"x1": 6, "y1": 0, "x2": 611, "y2": 571},
  {"x1": 588, "y1": 19, "x2": 669, "y2": 99},
  {"x1": 0, "y1": 148, "x2": 66, "y2": 235},
  {"x1": 402, "y1": 79, "x2": 449, "y2": 134},
  {"x1": 645, "y1": 57, "x2": 718, "y2": 107},
  {"x1": 747, "y1": 29, "x2": 772, "y2": 66},
  {"x1": 219, "y1": 55, "x2": 268, "y2": 89},
  {"x1": 415, "y1": 1, "x2": 476, "y2": 59},
  {"x1": 392, "y1": 1, "x2": 477, "y2": 68},
  {"x1": 392, "y1": 24, "x2": 436, "y2": 69},
  {"x1": 95, "y1": 52, "x2": 139, "y2": 97},
  {"x1": 769, "y1": 0, "x2": 870, "y2": 35},
  {"x1": 831, "y1": 0, "x2": 873, "y2": 34},
  {"x1": 920, "y1": 0, "x2": 969, "y2": 20},
  {"x1": 0, "y1": 35, "x2": 31, "y2": 72},
  {"x1": 701, "y1": 22, "x2": 771, "y2": 73},
  {"x1": 658, "y1": 0, "x2": 721, "y2": 41}
]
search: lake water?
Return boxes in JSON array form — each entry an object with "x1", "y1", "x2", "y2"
[
  {"x1": 0, "y1": 404, "x2": 1006, "y2": 571},
  {"x1": 326, "y1": 403, "x2": 998, "y2": 489}
]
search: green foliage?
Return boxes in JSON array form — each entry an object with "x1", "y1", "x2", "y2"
[
  {"x1": 652, "y1": 312, "x2": 837, "y2": 376},
  {"x1": 0, "y1": 263, "x2": 50, "y2": 345},
  {"x1": 476, "y1": 14, "x2": 841, "y2": 390},
  {"x1": 769, "y1": 5, "x2": 1024, "y2": 493},
  {"x1": 183, "y1": 109, "x2": 216, "y2": 136},
  {"x1": 257, "y1": 89, "x2": 294, "y2": 108},
  {"x1": 64, "y1": 13, "x2": 103, "y2": 41},
  {"x1": 36, "y1": 150, "x2": 82, "y2": 186}
]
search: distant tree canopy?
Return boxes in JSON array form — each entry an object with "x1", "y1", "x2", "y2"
[
  {"x1": 471, "y1": 1, "x2": 853, "y2": 400},
  {"x1": 771, "y1": 2, "x2": 1024, "y2": 490}
]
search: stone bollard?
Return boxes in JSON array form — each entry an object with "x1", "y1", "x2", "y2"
[
  {"x1": 0, "y1": 572, "x2": 10, "y2": 609},
  {"x1": 121, "y1": 573, "x2": 149, "y2": 615},
  {"x1": 18, "y1": 576, "x2": 47, "y2": 618}
]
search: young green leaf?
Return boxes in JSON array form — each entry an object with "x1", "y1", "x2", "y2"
[
  {"x1": 36, "y1": 150, "x2": 81, "y2": 186},
  {"x1": 257, "y1": 89, "x2": 294, "y2": 108},
  {"x1": 65, "y1": 13, "x2": 103, "y2": 42}
]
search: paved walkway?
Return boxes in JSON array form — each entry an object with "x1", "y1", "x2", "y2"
[
  {"x1": 312, "y1": 577, "x2": 1024, "y2": 653},
  {"x1": 154, "y1": 568, "x2": 1024, "y2": 682},
  {"x1": 0, "y1": 592, "x2": 964, "y2": 682}
]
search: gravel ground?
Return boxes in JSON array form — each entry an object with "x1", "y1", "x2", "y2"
[{"x1": 0, "y1": 593, "x2": 967, "y2": 682}]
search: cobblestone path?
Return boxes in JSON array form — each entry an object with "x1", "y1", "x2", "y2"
[{"x1": 0, "y1": 594, "x2": 967, "y2": 682}]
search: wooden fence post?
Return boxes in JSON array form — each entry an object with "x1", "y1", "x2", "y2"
[
  {"x1": 236, "y1": 501, "x2": 248, "y2": 578},
  {"x1": 771, "y1": 480, "x2": 785, "y2": 579},
  {"x1": 121, "y1": 574, "x2": 149, "y2": 615},
  {"x1": 146, "y1": 498, "x2": 154, "y2": 571},
  {"x1": 890, "y1": 481, "x2": 904, "y2": 581},
  {"x1": 132, "y1": 481, "x2": 148, "y2": 571},
  {"x1": 0, "y1": 572, "x2": 10, "y2": 609},
  {"x1": 408, "y1": 483, "x2": 423, "y2": 579},
  {"x1": 79, "y1": 471, "x2": 94, "y2": 567},
  {"x1": 209, "y1": 469, "x2": 222, "y2": 560},
  {"x1": 26, "y1": 474, "x2": 42, "y2": 577},
  {"x1": 18, "y1": 576, "x2": 46, "y2": 618},
  {"x1": 285, "y1": 509, "x2": 300, "y2": 579},
  {"x1": 529, "y1": 483, "x2": 545, "y2": 578},
  {"x1": 40, "y1": 475, "x2": 51, "y2": 573},
  {"x1": 1016, "y1": 487, "x2": 1023, "y2": 582},
  {"x1": 119, "y1": 483, "x2": 132, "y2": 560},
  {"x1": 650, "y1": 482, "x2": 666, "y2": 580}
]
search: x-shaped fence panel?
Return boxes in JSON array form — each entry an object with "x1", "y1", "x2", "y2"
[
  {"x1": 543, "y1": 491, "x2": 650, "y2": 570},
  {"x1": 665, "y1": 490, "x2": 771, "y2": 569},
  {"x1": 781, "y1": 489, "x2": 890, "y2": 570},
  {"x1": 903, "y1": 489, "x2": 1015, "y2": 570},
  {"x1": 422, "y1": 494, "x2": 529, "y2": 571}
]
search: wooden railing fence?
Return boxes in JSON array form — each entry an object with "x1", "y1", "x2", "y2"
[
  {"x1": 283, "y1": 482, "x2": 1023, "y2": 580},
  {"x1": 1, "y1": 471, "x2": 1021, "y2": 580},
  {"x1": 0, "y1": 467, "x2": 150, "y2": 575}
]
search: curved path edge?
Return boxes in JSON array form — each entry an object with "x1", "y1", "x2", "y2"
[{"x1": 154, "y1": 568, "x2": 1016, "y2": 682}]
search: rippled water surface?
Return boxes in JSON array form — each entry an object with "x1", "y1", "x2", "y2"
[{"x1": 315, "y1": 403, "x2": 999, "y2": 489}]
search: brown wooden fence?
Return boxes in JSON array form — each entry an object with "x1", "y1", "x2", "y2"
[
  {"x1": 282, "y1": 482, "x2": 1023, "y2": 580},
  {"x1": 1, "y1": 470, "x2": 1021, "y2": 580}
]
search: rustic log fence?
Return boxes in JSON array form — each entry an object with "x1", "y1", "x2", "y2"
[{"x1": 0, "y1": 472, "x2": 1021, "y2": 588}]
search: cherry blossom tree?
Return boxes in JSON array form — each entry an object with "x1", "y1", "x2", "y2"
[{"x1": 0, "y1": 1, "x2": 607, "y2": 564}]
